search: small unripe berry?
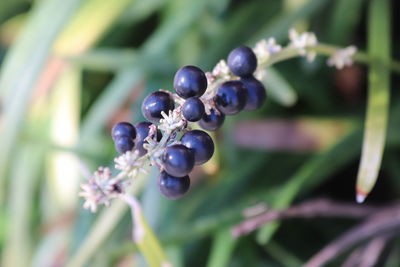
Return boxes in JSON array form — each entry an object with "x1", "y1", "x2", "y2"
[
  {"x1": 199, "y1": 109, "x2": 225, "y2": 131},
  {"x1": 182, "y1": 97, "x2": 205, "y2": 122}
]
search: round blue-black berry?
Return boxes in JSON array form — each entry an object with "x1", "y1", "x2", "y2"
[
  {"x1": 114, "y1": 136, "x2": 135, "y2": 154},
  {"x1": 214, "y1": 80, "x2": 247, "y2": 115},
  {"x1": 240, "y1": 76, "x2": 266, "y2": 110},
  {"x1": 134, "y1": 122, "x2": 162, "y2": 156},
  {"x1": 182, "y1": 97, "x2": 205, "y2": 122},
  {"x1": 142, "y1": 91, "x2": 175, "y2": 123},
  {"x1": 158, "y1": 172, "x2": 190, "y2": 199},
  {"x1": 199, "y1": 108, "x2": 225, "y2": 131},
  {"x1": 111, "y1": 122, "x2": 136, "y2": 141},
  {"x1": 163, "y1": 144, "x2": 195, "y2": 177},
  {"x1": 181, "y1": 130, "x2": 214, "y2": 165},
  {"x1": 227, "y1": 46, "x2": 257, "y2": 77},
  {"x1": 173, "y1": 65, "x2": 207, "y2": 98}
]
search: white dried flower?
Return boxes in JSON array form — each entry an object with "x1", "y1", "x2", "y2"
[
  {"x1": 158, "y1": 109, "x2": 186, "y2": 133},
  {"x1": 327, "y1": 45, "x2": 357, "y2": 69},
  {"x1": 79, "y1": 167, "x2": 123, "y2": 212},
  {"x1": 254, "y1": 38, "x2": 282, "y2": 62},
  {"x1": 212, "y1": 60, "x2": 231, "y2": 78},
  {"x1": 288, "y1": 28, "x2": 318, "y2": 62},
  {"x1": 115, "y1": 151, "x2": 147, "y2": 178}
]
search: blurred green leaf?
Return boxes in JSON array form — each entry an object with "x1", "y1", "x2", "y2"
[
  {"x1": 249, "y1": 0, "x2": 329, "y2": 43},
  {"x1": 1, "y1": 145, "x2": 43, "y2": 266},
  {"x1": 257, "y1": 129, "x2": 362, "y2": 243},
  {"x1": 328, "y1": 0, "x2": 363, "y2": 45},
  {"x1": 262, "y1": 68, "x2": 297, "y2": 107},
  {"x1": 355, "y1": 0, "x2": 391, "y2": 203},
  {"x1": 79, "y1": 67, "x2": 144, "y2": 143},
  {"x1": 206, "y1": 228, "x2": 237, "y2": 267},
  {"x1": 264, "y1": 241, "x2": 303, "y2": 267},
  {"x1": 0, "y1": 0, "x2": 82, "y2": 200}
]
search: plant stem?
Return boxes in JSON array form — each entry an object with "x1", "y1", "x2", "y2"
[
  {"x1": 120, "y1": 194, "x2": 170, "y2": 267},
  {"x1": 259, "y1": 43, "x2": 400, "y2": 74}
]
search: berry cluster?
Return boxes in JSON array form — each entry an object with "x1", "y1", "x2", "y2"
[{"x1": 111, "y1": 45, "x2": 266, "y2": 199}]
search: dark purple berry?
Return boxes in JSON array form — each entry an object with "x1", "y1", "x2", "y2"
[
  {"x1": 214, "y1": 80, "x2": 247, "y2": 115},
  {"x1": 240, "y1": 76, "x2": 266, "y2": 110},
  {"x1": 114, "y1": 136, "x2": 134, "y2": 154},
  {"x1": 199, "y1": 108, "x2": 225, "y2": 131},
  {"x1": 142, "y1": 91, "x2": 175, "y2": 123},
  {"x1": 173, "y1": 65, "x2": 208, "y2": 98},
  {"x1": 227, "y1": 46, "x2": 257, "y2": 77},
  {"x1": 181, "y1": 130, "x2": 214, "y2": 165},
  {"x1": 163, "y1": 144, "x2": 195, "y2": 177},
  {"x1": 134, "y1": 122, "x2": 162, "y2": 156},
  {"x1": 111, "y1": 122, "x2": 136, "y2": 141},
  {"x1": 182, "y1": 97, "x2": 205, "y2": 122},
  {"x1": 158, "y1": 172, "x2": 190, "y2": 199}
]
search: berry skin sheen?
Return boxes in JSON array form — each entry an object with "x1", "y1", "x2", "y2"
[
  {"x1": 227, "y1": 46, "x2": 257, "y2": 77},
  {"x1": 181, "y1": 130, "x2": 214, "y2": 165},
  {"x1": 111, "y1": 122, "x2": 136, "y2": 141},
  {"x1": 163, "y1": 144, "x2": 195, "y2": 177},
  {"x1": 199, "y1": 108, "x2": 225, "y2": 131},
  {"x1": 173, "y1": 65, "x2": 208, "y2": 98},
  {"x1": 141, "y1": 91, "x2": 175, "y2": 123},
  {"x1": 114, "y1": 136, "x2": 135, "y2": 154},
  {"x1": 240, "y1": 76, "x2": 266, "y2": 110},
  {"x1": 182, "y1": 97, "x2": 205, "y2": 122},
  {"x1": 134, "y1": 122, "x2": 162, "y2": 156},
  {"x1": 214, "y1": 81, "x2": 247, "y2": 115},
  {"x1": 158, "y1": 172, "x2": 190, "y2": 199}
]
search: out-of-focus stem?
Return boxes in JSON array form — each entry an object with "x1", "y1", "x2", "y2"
[{"x1": 259, "y1": 43, "x2": 400, "y2": 74}]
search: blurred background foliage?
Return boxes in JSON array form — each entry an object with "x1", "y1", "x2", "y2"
[{"x1": 0, "y1": 0, "x2": 399, "y2": 266}]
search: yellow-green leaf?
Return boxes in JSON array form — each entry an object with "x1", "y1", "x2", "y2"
[{"x1": 356, "y1": 0, "x2": 391, "y2": 203}]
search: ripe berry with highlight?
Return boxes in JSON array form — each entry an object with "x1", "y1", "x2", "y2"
[
  {"x1": 163, "y1": 144, "x2": 195, "y2": 177},
  {"x1": 181, "y1": 130, "x2": 214, "y2": 165},
  {"x1": 174, "y1": 65, "x2": 208, "y2": 98},
  {"x1": 158, "y1": 172, "x2": 190, "y2": 199},
  {"x1": 111, "y1": 122, "x2": 136, "y2": 141},
  {"x1": 142, "y1": 91, "x2": 174, "y2": 123},
  {"x1": 227, "y1": 46, "x2": 257, "y2": 77}
]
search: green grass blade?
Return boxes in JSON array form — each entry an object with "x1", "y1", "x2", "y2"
[
  {"x1": 122, "y1": 194, "x2": 170, "y2": 267},
  {"x1": 1, "y1": 145, "x2": 43, "y2": 266},
  {"x1": 206, "y1": 228, "x2": 237, "y2": 267},
  {"x1": 355, "y1": 0, "x2": 391, "y2": 203},
  {"x1": 328, "y1": 0, "x2": 363, "y2": 45}
]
